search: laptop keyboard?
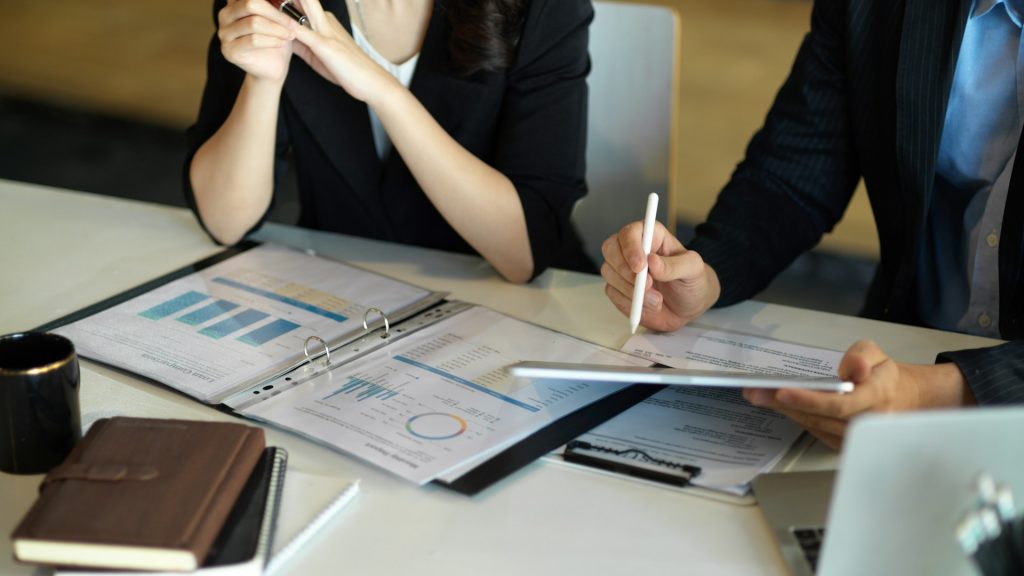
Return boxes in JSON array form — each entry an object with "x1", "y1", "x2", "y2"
[{"x1": 791, "y1": 527, "x2": 827, "y2": 572}]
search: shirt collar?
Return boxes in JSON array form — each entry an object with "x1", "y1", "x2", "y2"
[{"x1": 975, "y1": 0, "x2": 1024, "y2": 27}]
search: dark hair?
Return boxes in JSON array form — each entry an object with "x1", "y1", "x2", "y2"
[{"x1": 446, "y1": 0, "x2": 528, "y2": 75}]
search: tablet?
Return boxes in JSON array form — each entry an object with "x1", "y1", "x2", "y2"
[{"x1": 508, "y1": 362, "x2": 854, "y2": 393}]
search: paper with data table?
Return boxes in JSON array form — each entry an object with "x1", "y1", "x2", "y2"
[
  {"x1": 55, "y1": 244, "x2": 441, "y2": 403},
  {"x1": 239, "y1": 306, "x2": 649, "y2": 484}
]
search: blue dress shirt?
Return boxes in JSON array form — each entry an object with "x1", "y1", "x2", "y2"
[{"x1": 917, "y1": 0, "x2": 1024, "y2": 337}]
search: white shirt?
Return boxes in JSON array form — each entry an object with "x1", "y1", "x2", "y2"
[{"x1": 352, "y1": 24, "x2": 420, "y2": 160}]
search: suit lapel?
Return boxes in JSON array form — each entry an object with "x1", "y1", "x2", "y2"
[
  {"x1": 283, "y1": 0, "x2": 389, "y2": 232},
  {"x1": 894, "y1": 0, "x2": 969, "y2": 223},
  {"x1": 378, "y1": 0, "x2": 490, "y2": 187},
  {"x1": 404, "y1": 1, "x2": 490, "y2": 137},
  {"x1": 888, "y1": 0, "x2": 969, "y2": 309},
  {"x1": 1000, "y1": 130, "x2": 1024, "y2": 337}
]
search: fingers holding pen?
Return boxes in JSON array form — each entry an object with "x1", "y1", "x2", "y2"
[
  {"x1": 295, "y1": 0, "x2": 332, "y2": 32},
  {"x1": 219, "y1": 0, "x2": 297, "y2": 57},
  {"x1": 600, "y1": 231, "x2": 662, "y2": 305},
  {"x1": 601, "y1": 261, "x2": 658, "y2": 307},
  {"x1": 221, "y1": 0, "x2": 296, "y2": 31}
]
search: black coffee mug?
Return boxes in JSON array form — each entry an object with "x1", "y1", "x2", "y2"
[{"x1": 0, "y1": 332, "x2": 81, "y2": 474}]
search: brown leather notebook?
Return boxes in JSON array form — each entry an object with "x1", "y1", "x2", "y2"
[{"x1": 11, "y1": 417, "x2": 266, "y2": 571}]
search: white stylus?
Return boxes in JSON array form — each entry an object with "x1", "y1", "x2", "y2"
[{"x1": 629, "y1": 193, "x2": 659, "y2": 334}]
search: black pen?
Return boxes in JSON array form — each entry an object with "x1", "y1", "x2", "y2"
[{"x1": 268, "y1": 0, "x2": 310, "y2": 27}]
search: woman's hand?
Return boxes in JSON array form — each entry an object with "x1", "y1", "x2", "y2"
[
  {"x1": 291, "y1": 0, "x2": 402, "y2": 104},
  {"x1": 219, "y1": 0, "x2": 298, "y2": 85}
]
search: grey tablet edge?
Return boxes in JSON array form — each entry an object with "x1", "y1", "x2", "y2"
[{"x1": 508, "y1": 362, "x2": 854, "y2": 393}]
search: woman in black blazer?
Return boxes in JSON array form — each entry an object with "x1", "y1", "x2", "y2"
[{"x1": 186, "y1": 0, "x2": 593, "y2": 283}]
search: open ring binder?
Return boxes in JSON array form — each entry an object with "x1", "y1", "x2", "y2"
[
  {"x1": 303, "y1": 336, "x2": 330, "y2": 367},
  {"x1": 362, "y1": 307, "x2": 391, "y2": 338},
  {"x1": 42, "y1": 241, "x2": 658, "y2": 495}
]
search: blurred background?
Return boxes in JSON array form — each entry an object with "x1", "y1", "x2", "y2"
[{"x1": 0, "y1": 0, "x2": 875, "y2": 314}]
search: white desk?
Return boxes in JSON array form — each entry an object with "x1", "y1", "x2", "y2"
[{"x1": 0, "y1": 180, "x2": 1002, "y2": 575}]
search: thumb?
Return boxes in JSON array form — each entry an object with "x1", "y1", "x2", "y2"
[
  {"x1": 838, "y1": 340, "x2": 887, "y2": 382},
  {"x1": 648, "y1": 249, "x2": 705, "y2": 284}
]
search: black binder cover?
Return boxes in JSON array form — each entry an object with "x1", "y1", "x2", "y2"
[{"x1": 438, "y1": 384, "x2": 663, "y2": 495}]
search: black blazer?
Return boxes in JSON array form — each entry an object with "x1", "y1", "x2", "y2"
[
  {"x1": 687, "y1": 0, "x2": 1024, "y2": 404},
  {"x1": 186, "y1": 0, "x2": 594, "y2": 278}
]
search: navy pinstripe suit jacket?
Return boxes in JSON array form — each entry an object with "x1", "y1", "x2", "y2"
[{"x1": 687, "y1": 0, "x2": 1024, "y2": 404}]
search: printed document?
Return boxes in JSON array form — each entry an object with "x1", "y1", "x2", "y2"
[
  {"x1": 240, "y1": 306, "x2": 648, "y2": 484},
  {"x1": 574, "y1": 326, "x2": 844, "y2": 494},
  {"x1": 624, "y1": 325, "x2": 842, "y2": 377},
  {"x1": 56, "y1": 244, "x2": 437, "y2": 403}
]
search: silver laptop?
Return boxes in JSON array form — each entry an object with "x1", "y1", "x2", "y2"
[{"x1": 752, "y1": 407, "x2": 1024, "y2": 576}]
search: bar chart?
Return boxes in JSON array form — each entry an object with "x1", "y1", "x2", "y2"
[{"x1": 137, "y1": 290, "x2": 304, "y2": 347}]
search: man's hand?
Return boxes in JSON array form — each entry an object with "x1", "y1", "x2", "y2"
[
  {"x1": 601, "y1": 221, "x2": 721, "y2": 332},
  {"x1": 744, "y1": 340, "x2": 976, "y2": 449}
]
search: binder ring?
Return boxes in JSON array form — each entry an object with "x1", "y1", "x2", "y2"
[
  {"x1": 303, "y1": 335, "x2": 330, "y2": 366},
  {"x1": 362, "y1": 307, "x2": 391, "y2": 338}
]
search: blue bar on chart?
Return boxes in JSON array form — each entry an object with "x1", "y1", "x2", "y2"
[
  {"x1": 237, "y1": 318, "x2": 301, "y2": 346},
  {"x1": 176, "y1": 299, "x2": 239, "y2": 326},
  {"x1": 138, "y1": 291, "x2": 209, "y2": 320},
  {"x1": 199, "y1": 309, "x2": 270, "y2": 339},
  {"x1": 323, "y1": 378, "x2": 399, "y2": 402}
]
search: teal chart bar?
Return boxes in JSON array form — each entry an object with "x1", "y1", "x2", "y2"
[
  {"x1": 237, "y1": 319, "x2": 301, "y2": 346},
  {"x1": 324, "y1": 378, "x2": 399, "y2": 402},
  {"x1": 138, "y1": 291, "x2": 208, "y2": 320},
  {"x1": 199, "y1": 309, "x2": 270, "y2": 339},
  {"x1": 177, "y1": 299, "x2": 239, "y2": 326}
]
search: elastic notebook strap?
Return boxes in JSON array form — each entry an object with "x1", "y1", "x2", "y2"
[{"x1": 42, "y1": 463, "x2": 160, "y2": 490}]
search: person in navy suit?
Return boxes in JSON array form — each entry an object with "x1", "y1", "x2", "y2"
[
  {"x1": 186, "y1": 0, "x2": 594, "y2": 283},
  {"x1": 603, "y1": 0, "x2": 1024, "y2": 447}
]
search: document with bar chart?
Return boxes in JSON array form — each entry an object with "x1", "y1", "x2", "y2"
[
  {"x1": 239, "y1": 306, "x2": 649, "y2": 484},
  {"x1": 55, "y1": 244, "x2": 442, "y2": 403}
]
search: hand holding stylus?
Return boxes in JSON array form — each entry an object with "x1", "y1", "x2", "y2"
[
  {"x1": 629, "y1": 193, "x2": 659, "y2": 334},
  {"x1": 600, "y1": 212, "x2": 721, "y2": 333}
]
